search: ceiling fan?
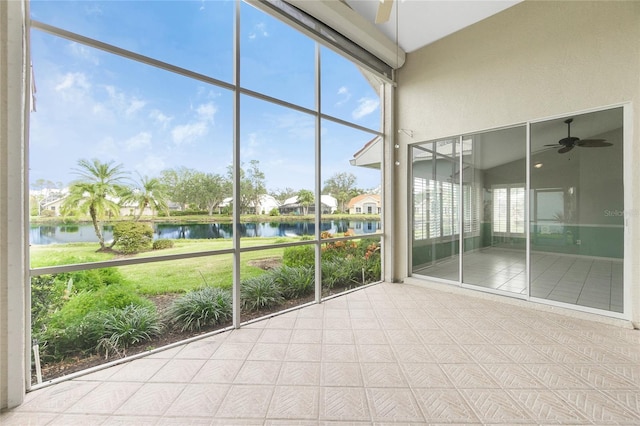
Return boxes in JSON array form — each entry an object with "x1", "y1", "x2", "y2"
[
  {"x1": 375, "y1": 0, "x2": 394, "y2": 24},
  {"x1": 545, "y1": 118, "x2": 612, "y2": 154}
]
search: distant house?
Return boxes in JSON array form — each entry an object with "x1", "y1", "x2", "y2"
[
  {"x1": 40, "y1": 193, "x2": 153, "y2": 217},
  {"x1": 279, "y1": 194, "x2": 337, "y2": 215},
  {"x1": 220, "y1": 194, "x2": 280, "y2": 215},
  {"x1": 254, "y1": 194, "x2": 280, "y2": 215},
  {"x1": 348, "y1": 194, "x2": 381, "y2": 215},
  {"x1": 40, "y1": 196, "x2": 65, "y2": 216}
]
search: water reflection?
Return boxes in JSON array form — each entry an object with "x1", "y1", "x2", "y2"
[{"x1": 30, "y1": 220, "x2": 381, "y2": 245}]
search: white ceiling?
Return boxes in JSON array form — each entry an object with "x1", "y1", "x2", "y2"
[{"x1": 344, "y1": 0, "x2": 523, "y2": 53}]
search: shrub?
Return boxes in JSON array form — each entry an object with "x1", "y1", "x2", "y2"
[
  {"x1": 56, "y1": 267, "x2": 122, "y2": 293},
  {"x1": 41, "y1": 284, "x2": 155, "y2": 360},
  {"x1": 283, "y1": 245, "x2": 314, "y2": 268},
  {"x1": 112, "y1": 222, "x2": 154, "y2": 254},
  {"x1": 47, "y1": 284, "x2": 150, "y2": 331},
  {"x1": 40, "y1": 209, "x2": 55, "y2": 217},
  {"x1": 169, "y1": 287, "x2": 232, "y2": 331},
  {"x1": 241, "y1": 274, "x2": 283, "y2": 311},
  {"x1": 271, "y1": 265, "x2": 315, "y2": 299},
  {"x1": 268, "y1": 208, "x2": 280, "y2": 216},
  {"x1": 152, "y1": 239, "x2": 174, "y2": 250},
  {"x1": 31, "y1": 275, "x2": 66, "y2": 333},
  {"x1": 96, "y1": 304, "x2": 163, "y2": 357},
  {"x1": 321, "y1": 258, "x2": 355, "y2": 289}
]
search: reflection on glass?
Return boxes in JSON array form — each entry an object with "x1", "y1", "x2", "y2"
[
  {"x1": 411, "y1": 138, "x2": 460, "y2": 281},
  {"x1": 530, "y1": 108, "x2": 623, "y2": 312},
  {"x1": 241, "y1": 2, "x2": 315, "y2": 108},
  {"x1": 30, "y1": 254, "x2": 233, "y2": 382},
  {"x1": 461, "y1": 127, "x2": 527, "y2": 294},
  {"x1": 240, "y1": 248, "x2": 315, "y2": 323}
]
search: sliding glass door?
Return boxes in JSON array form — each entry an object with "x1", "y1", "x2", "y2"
[
  {"x1": 530, "y1": 108, "x2": 624, "y2": 312},
  {"x1": 461, "y1": 126, "x2": 527, "y2": 294},
  {"x1": 411, "y1": 138, "x2": 460, "y2": 281},
  {"x1": 411, "y1": 107, "x2": 624, "y2": 314}
]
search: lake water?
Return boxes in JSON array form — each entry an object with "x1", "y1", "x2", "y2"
[{"x1": 29, "y1": 220, "x2": 381, "y2": 245}]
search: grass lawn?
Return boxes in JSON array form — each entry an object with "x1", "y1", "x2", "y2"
[{"x1": 30, "y1": 237, "x2": 299, "y2": 295}]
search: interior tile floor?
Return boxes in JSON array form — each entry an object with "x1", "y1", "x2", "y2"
[
  {"x1": 2, "y1": 282, "x2": 639, "y2": 425},
  {"x1": 414, "y1": 248, "x2": 624, "y2": 312}
]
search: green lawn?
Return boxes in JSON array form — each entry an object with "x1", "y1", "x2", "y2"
[{"x1": 31, "y1": 238, "x2": 298, "y2": 295}]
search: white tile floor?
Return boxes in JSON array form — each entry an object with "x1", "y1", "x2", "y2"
[
  {"x1": 2, "y1": 282, "x2": 639, "y2": 425},
  {"x1": 414, "y1": 248, "x2": 624, "y2": 312}
]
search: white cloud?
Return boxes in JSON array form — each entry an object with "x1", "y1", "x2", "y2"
[
  {"x1": 68, "y1": 42, "x2": 100, "y2": 65},
  {"x1": 249, "y1": 22, "x2": 269, "y2": 40},
  {"x1": 102, "y1": 85, "x2": 146, "y2": 118},
  {"x1": 149, "y1": 109, "x2": 173, "y2": 129},
  {"x1": 197, "y1": 102, "x2": 217, "y2": 121},
  {"x1": 336, "y1": 86, "x2": 351, "y2": 106},
  {"x1": 124, "y1": 132, "x2": 152, "y2": 152},
  {"x1": 126, "y1": 98, "x2": 146, "y2": 116},
  {"x1": 352, "y1": 97, "x2": 380, "y2": 120},
  {"x1": 170, "y1": 102, "x2": 218, "y2": 145},
  {"x1": 171, "y1": 121, "x2": 208, "y2": 145},
  {"x1": 55, "y1": 72, "x2": 90, "y2": 92}
]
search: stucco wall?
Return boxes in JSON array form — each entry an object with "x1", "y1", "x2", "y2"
[{"x1": 394, "y1": 1, "x2": 640, "y2": 324}]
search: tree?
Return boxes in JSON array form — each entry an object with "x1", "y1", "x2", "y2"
[
  {"x1": 297, "y1": 189, "x2": 314, "y2": 216},
  {"x1": 323, "y1": 172, "x2": 358, "y2": 213},
  {"x1": 227, "y1": 160, "x2": 266, "y2": 214},
  {"x1": 122, "y1": 174, "x2": 170, "y2": 220},
  {"x1": 271, "y1": 187, "x2": 297, "y2": 204},
  {"x1": 192, "y1": 172, "x2": 229, "y2": 215},
  {"x1": 61, "y1": 159, "x2": 129, "y2": 250},
  {"x1": 160, "y1": 167, "x2": 198, "y2": 211}
]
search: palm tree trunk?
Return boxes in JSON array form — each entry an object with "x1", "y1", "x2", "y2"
[{"x1": 89, "y1": 204, "x2": 106, "y2": 250}]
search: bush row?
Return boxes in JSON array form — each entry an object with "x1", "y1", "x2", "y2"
[{"x1": 32, "y1": 238, "x2": 380, "y2": 363}]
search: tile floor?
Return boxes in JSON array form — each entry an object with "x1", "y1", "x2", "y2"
[
  {"x1": 2, "y1": 282, "x2": 639, "y2": 425},
  {"x1": 414, "y1": 248, "x2": 624, "y2": 312}
]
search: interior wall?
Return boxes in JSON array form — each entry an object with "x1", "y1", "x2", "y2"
[{"x1": 394, "y1": 1, "x2": 640, "y2": 324}]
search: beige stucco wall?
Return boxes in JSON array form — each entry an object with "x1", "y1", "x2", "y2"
[{"x1": 394, "y1": 1, "x2": 640, "y2": 324}]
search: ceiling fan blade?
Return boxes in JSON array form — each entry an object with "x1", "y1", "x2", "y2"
[
  {"x1": 544, "y1": 144, "x2": 560, "y2": 147},
  {"x1": 558, "y1": 145, "x2": 574, "y2": 154},
  {"x1": 375, "y1": 0, "x2": 394, "y2": 24},
  {"x1": 576, "y1": 139, "x2": 612, "y2": 147}
]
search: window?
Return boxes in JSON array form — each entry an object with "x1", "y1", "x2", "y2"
[
  {"x1": 28, "y1": 0, "x2": 384, "y2": 384},
  {"x1": 492, "y1": 184, "x2": 525, "y2": 235}
]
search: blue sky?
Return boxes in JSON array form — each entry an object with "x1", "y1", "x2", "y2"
[{"x1": 29, "y1": 0, "x2": 382, "y2": 193}]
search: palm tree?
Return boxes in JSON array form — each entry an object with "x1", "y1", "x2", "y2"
[
  {"x1": 124, "y1": 174, "x2": 170, "y2": 220},
  {"x1": 297, "y1": 189, "x2": 315, "y2": 216},
  {"x1": 61, "y1": 159, "x2": 129, "y2": 251}
]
